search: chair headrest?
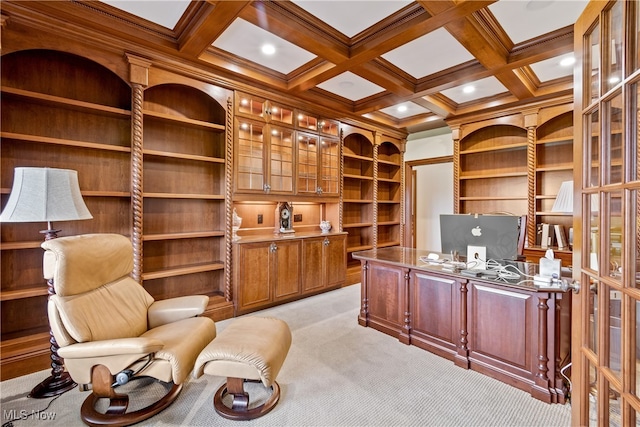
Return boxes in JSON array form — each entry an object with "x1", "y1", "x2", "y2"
[{"x1": 42, "y1": 233, "x2": 134, "y2": 296}]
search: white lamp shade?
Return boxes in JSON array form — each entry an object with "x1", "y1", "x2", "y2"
[
  {"x1": 551, "y1": 180, "x2": 574, "y2": 213},
  {"x1": 0, "y1": 167, "x2": 93, "y2": 223}
]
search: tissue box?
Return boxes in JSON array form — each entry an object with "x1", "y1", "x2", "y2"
[{"x1": 539, "y1": 256, "x2": 561, "y2": 278}]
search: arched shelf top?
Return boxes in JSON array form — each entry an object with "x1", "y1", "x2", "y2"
[
  {"x1": 1, "y1": 49, "x2": 130, "y2": 110},
  {"x1": 343, "y1": 132, "x2": 374, "y2": 159},
  {"x1": 144, "y1": 83, "x2": 226, "y2": 125},
  {"x1": 459, "y1": 124, "x2": 527, "y2": 153}
]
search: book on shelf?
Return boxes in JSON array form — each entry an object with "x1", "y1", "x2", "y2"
[
  {"x1": 554, "y1": 224, "x2": 569, "y2": 249},
  {"x1": 541, "y1": 223, "x2": 555, "y2": 248}
]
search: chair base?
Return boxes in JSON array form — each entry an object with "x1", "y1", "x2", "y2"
[
  {"x1": 80, "y1": 365, "x2": 182, "y2": 427},
  {"x1": 213, "y1": 377, "x2": 280, "y2": 421}
]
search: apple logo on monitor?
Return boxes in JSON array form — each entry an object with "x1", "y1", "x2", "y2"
[{"x1": 471, "y1": 226, "x2": 482, "y2": 237}]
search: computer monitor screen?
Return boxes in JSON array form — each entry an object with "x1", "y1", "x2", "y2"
[{"x1": 440, "y1": 214, "x2": 522, "y2": 261}]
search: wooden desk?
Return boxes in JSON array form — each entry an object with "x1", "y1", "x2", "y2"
[
  {"x1": 523, "y1": 246, "x2": 573, "y2": 267},
  {"x1": 353, "y1": 247, "x2": 571, "y2": 404}
]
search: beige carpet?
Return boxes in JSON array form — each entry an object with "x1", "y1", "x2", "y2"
[{"x1": 1, "y1": 284, "x2": 571, "y2": 426}]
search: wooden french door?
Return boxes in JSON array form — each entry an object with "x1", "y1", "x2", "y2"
[{"x1": 573, "y1": 1, "x2": 640, "y2": 425}]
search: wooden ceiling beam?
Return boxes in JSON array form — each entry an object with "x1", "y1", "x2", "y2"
[
  {"x1": 178, "y1": 1, "x2": 251, "y2": 57},
  {"x1": 240, "y1": 1, "x2": 350, "y2": 64},
  {"x1": 287, "y1": 0, "x2": 494, "y2": 94}
]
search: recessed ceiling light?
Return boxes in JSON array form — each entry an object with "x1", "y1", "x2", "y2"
[
  {"x1": 609, "y1": 76, "x2": 620, "y2": 84},
  {"x1": 397, "y1": 105, "x2": 408, "y2": 112},
  {"x1": 261, "y1": 44, "x2": 276, "y2": 55},
  {"x1": 241, "y1": 123, "x2": 249, "y2": 129},
  {"x1": 560, "y1": 56, "x2": 575, "y2": 67},
  {"x1": 463, "y1": 85, "x2": 475, "y2": 94}
]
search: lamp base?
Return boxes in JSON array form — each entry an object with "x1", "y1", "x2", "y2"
[{"x1": 29, "y1": 371, "x2": 77, "y2": 399}]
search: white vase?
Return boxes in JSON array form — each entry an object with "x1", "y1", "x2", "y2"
[{"x1": 320, "y1": 221, "x2": 331, "y2": 234}]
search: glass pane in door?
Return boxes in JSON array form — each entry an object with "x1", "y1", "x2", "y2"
[
  {"x1": 608, "y1": 191, "x2": 623, "y2": 280},
  {"x1": 269, "y1": 103, "x2": 293, "y2": 125},
  {"x1": 605, "y1": 92, "x2": 623, "y2": 185},
  {"x1": 608, "y1": 285, "x2": 622, "y2": 377},
  {"x1": 320, "y1": 137, "x2": 339, "y2": 195},
  {"x1": 269, "y1": 126, "x2": 293, "y2": 192},
  {"x1": 588, "y1": 109, "x2": 600, "y2": 187},
  {"x1": 588, "y1": 21, "x2": 601, "y2": 105},
  {"x1": 588, "y1": 192, "x2": 600, "y2": 271},
  {"x1": 297, "y1": 132, "x2": 318, "y2": 193},
  {"x1": 604, "y1": 0, "x2": 623, "y2": 92},
  {"x1": 589, "y1": 358, "x2": 598, "y2": 426},
  {"x1": 237, "y1": 120, "x2": 264, "y2": 191},
  {"x1": 238, "y1": 94, "x2": 264, "y2": 117},
  {"x1": 589, "y1": 279, "x2": 599, "y2": 353}
]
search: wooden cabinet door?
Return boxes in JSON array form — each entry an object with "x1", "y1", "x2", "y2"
[
  {"x1": 409, "y1": 271, "x2": 460, "y2": 358},
  {"x1": 273, "y1": 239, "x2": 301, "y2": 300},
  {"x1": 235, "y1": 242, "x2": 271, "y2": 313},
  {"x1": 301, "y1": 237, "x2": 324, "y2": 293},
  {"x1": 325, "y1": 235, "x2": 346, "y2": 287}
]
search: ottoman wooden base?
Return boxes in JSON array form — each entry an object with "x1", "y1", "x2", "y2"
[
  {"x1": 214, "y1": 378, "x2": 280, "y2": 420},
  {"x1": 193, "y1": 317, "x2": 292, "y2": 421}
]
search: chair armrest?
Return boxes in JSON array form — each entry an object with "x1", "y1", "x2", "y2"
[
  {"x1": 57, "y1": 337, "x2": 164, "y2": 359},
  {"x1": 147, "y1": 295, "x2": 209, "y2": 329}
]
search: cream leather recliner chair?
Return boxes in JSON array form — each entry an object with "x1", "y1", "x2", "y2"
[{"x1": 43, "y1": 233, "x2": 216, "y2": 426}]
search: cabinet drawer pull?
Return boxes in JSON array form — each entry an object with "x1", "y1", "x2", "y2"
[
  {"x1": 269, "y1": 242, "x2": 277, "y2": 252},
  {"x1": 323, "y1": 238, "x2": 330, "y2": 246}
]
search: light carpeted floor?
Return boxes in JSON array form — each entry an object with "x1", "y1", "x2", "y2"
[{"x1": 1, "y1": 284, "x2": 571, "y2": 426}]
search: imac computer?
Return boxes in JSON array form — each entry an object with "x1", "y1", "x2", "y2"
[{"x1": 440, "y1": 214, "x2": 522, "y2": 262}]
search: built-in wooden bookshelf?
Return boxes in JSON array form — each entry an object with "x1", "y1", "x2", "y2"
[
  {"x1": 1, "y1": 50, "x2": 133, "y2": 379},
  {"x1": 141, "y1": 84, "x2": 228, "y2": 313},
  {"x1": 457, "y1": 125, "x2": 529, "y2": 215}
]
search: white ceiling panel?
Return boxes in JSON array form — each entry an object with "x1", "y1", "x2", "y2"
[
  {"x1": 101, "y1": 0, "x2": 189, "y2": 29},
  {"x1": 530, "y1": 53, "x2": 575, "y2": 82},
  {"x1": 317, "y1": 71, "x2": 386, "y2": 101},
  {"x1": 292, "y1": 0, "x2": 412, "y2": 38},
  {"x1": 213, "y1": 18, "x2": 317, "y2": 75},
  {"x1": 382, "y1": 28, "x2": 474, "y2": 79},
  {"x1": 379, "y1": 102, "x2": 431, "y2": 119},
  {"x1": 489, "y1": 0, "x2": 589, "y2": 44},
  {"x1": 440, "y1": 76, "x2": 508, "y2": 105}
]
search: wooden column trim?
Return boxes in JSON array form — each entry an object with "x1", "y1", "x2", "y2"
[
  {"x1": 225, "y1": 97, "x2": 233, "y2": 302},
  {"x1": 451, "y1": 126, "x2": 461, "y2": 214},
  {"x1": 126, "y1": 54, "x2": 150, "y2": 283},
  {"x1": 526, "y1": 123, "x2": 537, "y2": 248},
  {"x1": 399, "y1": 138, "x2": 406, "y2": 246},
  {"x1": 372, "y1": 131, "x2": 380, "y2": 248}
]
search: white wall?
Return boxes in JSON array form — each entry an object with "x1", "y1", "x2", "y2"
[{"x1": 405, "y1": 127, "x2": 454, "y2": 251}]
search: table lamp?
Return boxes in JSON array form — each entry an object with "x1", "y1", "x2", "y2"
[
  {"x1": 551, "y1": 180, "x2": 573, "y2": 213},
  {"x1": 0, "y1": 167, "x2": 93, "y2": 398}
]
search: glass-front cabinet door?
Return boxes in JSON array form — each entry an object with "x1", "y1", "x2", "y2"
[
  {"x1": 320, "y1": 136, "x2": 340, "y2": 196},
  {"x1": 296, "y1": 112, "x2": 340, "y2": 196},
  {"x1": 236, "y1": 119, "x2": 265, "y2": 192},
  {"x1": 268, "y1": 125, "x2": 294, "y2": 194},
  {"x1": 235, "y1": 92, "x2": 295, "y2": 195},
  {"x1": 297, "y1": 132, "x2": 318, "y2": 194}
]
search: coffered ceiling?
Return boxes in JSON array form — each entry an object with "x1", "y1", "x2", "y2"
[{"x1": 7, "y1": 0, "x2": 589, "y2": 133}]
